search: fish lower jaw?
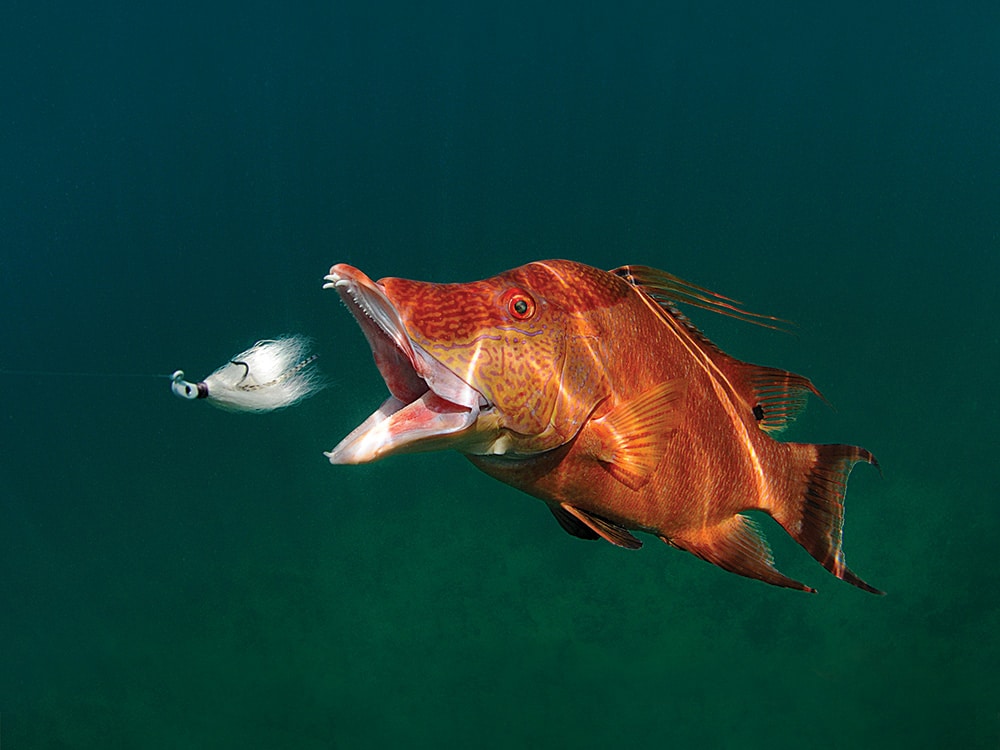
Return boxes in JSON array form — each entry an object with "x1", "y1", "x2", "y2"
[{"x1": 326, "y1": 391, "x2": 480, "y2": 464}]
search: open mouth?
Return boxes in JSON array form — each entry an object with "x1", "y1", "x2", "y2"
[{"x1": 323, "y1": 264, "x2": 485, "y2": 464}]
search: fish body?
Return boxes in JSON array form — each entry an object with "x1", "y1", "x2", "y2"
[{"x1": 325, "y1": 260, "x2": 880, "y2": 593}]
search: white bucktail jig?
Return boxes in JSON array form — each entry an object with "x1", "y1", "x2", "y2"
[{"x1": 171, "y1": 335, "x2": 324, "y2": 412}]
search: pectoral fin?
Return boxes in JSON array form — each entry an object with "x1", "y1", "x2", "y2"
[
  {"x1": 590, "y1": 378, "x2": 686, "y2": 490},
  {"x1": 557, "y1": 503, "x2": 642, "y2": 549}
]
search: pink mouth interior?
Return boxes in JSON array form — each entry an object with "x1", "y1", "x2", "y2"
[
  {"x1": 362, "y1": 314, "x2": 472, "y2": 418},
  {"x1": 365, "y1": 310, "x2": 429, "y2": 405},
  {"x1": 325, "y1": 267, "x2": 483, "y2": 463}
]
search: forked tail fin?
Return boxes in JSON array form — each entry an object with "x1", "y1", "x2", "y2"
[{"x1": 773, "y1": 443, "x2": 883, "y2": 594}]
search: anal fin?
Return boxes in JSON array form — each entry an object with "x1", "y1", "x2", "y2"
[
  {"x1": 591, "y1": 378, "x2": 686, "y2": 490},
  {"x1": 664, "y1": 515, "x2": 816, "y2": 592},
  {"x1": 558, "y1": 503, "x2": 642, "y2": 549}
]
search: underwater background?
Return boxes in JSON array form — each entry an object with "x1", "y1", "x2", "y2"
[{"x1": 2, "y1": 1, "x2": 998, "y2": 747}]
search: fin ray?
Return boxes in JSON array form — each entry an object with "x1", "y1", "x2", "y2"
[
  {"x1": 664, "y1": 515, "x2": 815, "y2": 592},
  {"x1": 773, "y1": 443, "x2": 883, "y2": 594},
  {"x1": 612, "y1": 265, "x2": 789, "y2": 332},
  {"x1": 612, "y1": 264, "x2": 821, "y2": 434},
  {"x1": 559, "y1": 503, "x2": 643, "y2": 549},
  {"x1": 549, "y1": 505, "x2": 600, "y2": 541},
  {"x1": 743, "y1": 364, "x2": 823, "y2": 433},
  {"x1": 592, "y1": 378, "x2": 686, "y2": 490}
]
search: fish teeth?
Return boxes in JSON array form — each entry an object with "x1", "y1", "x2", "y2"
[{"x1": 335, "y1": 280, "x2": 398, "y2": 344}]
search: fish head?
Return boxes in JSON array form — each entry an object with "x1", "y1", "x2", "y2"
[{"x1": 325, "y1": 260, "x2": 628, "y2": 463}]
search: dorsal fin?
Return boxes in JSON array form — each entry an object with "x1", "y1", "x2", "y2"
[
  {"x1": 611, "y1": 264, "x2": 819, "y2": 432},
  {"x1": 742, "y1": 364, "x2": 823, "y2": 434},
  {"x1": 611, "y1": 264, "x2": 789, "y2": 333}
]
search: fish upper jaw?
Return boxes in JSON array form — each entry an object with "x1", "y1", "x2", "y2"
[{"x1": 323, "y1": 264, "x2": 489, "y2": 464}]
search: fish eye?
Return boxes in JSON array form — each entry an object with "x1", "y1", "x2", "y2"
[{"x1": 502, "y1": 288, "x2": 536, "y2": 320}]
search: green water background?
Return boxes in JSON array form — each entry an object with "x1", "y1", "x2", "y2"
[{"x1": 2, "y1": 2, "x2": 997, "y2": 747}]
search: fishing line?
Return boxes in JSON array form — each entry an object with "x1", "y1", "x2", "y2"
[
  {"x1": 0, "y1": 368, "x2": 172, "y2": 379},
  {"x1": 0, "y1": 334, "x2": 324, "y2": 413}
]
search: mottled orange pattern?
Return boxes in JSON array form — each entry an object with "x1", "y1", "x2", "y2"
[
  {"x1": 354, "y1": 259, "x2": 880, "y2": 593},
  {"x1": 379, "y1": 262, "x2": 629, "y2": 442}
]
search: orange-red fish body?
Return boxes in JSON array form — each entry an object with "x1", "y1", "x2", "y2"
[{"x1": 326, "y1": 259, "x2": 880, "y2": 593}]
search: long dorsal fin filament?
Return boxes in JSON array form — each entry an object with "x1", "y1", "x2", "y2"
[{"x1": 611, "y1": 265, "x2": 789, "y2": 332}]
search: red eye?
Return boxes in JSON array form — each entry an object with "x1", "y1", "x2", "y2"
[{"x1": 502, "y1": 288, "x2": 536, "y2": 320}]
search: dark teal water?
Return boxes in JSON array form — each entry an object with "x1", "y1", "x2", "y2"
[{"x1": 2, "y1": 2, "x2": 998, "y2": 747}]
